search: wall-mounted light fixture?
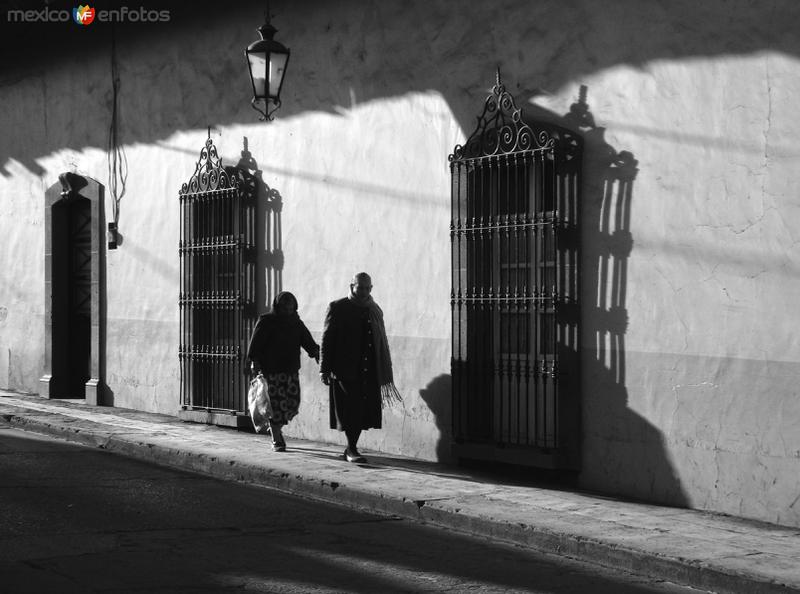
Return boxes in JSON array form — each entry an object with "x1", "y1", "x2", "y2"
[
  {"x1": 245, "y1": 9, "x2": 290, "y2": 121},
  {"x1": 107, "y1": 221, "x2": 118, "y2": 250}
]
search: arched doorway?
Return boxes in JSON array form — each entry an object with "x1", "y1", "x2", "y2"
[{"x1": 40, "y1": 173, "x2": 106, "y2": 404}]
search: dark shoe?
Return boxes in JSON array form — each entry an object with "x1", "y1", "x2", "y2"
[
  {"x1": 344, "y1": 447, "x2": 366, "y2": 463},
  {"x1": 269, "y1": 422, "x2": 285, "y2": 451}
]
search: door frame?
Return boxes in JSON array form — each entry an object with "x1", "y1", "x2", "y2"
[{"x1": 40, "y1": 173, "x2": 106, "y2": 404}]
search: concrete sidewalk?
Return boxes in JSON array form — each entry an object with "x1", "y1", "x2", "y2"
[{"x1": 0, "y1": 391, "x2": 797, "y2": 594}]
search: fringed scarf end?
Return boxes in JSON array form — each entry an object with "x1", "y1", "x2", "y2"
[{"x1": 380, "y1": 383, "x2": 403, "y2": 408}]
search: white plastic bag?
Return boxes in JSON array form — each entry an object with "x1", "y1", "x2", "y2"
[{"x1": 247, "y1": 373, "x2": 273, "y2": 434}]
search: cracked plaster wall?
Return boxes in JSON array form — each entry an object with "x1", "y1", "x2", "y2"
[
  {"x1": 574, "y1": 50, "x2": 800, "y2": 526},
  {"x1": 0, "y1": 0, "x2": 799, "y2": 526}
]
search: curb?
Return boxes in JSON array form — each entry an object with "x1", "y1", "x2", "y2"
[{"x1": 2, "y1": 409, "x2": 797, "y2": 594}]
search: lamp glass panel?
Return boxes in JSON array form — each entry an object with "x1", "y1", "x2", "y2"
[
  {"x1": 268, "y1": 52, "x2": 288, "y2": 98},
  {"x1": 248, "y1": 52, "x2": 267, "y2": 97}
]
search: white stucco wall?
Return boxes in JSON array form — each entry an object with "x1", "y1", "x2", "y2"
[
  {"x1": 214, "y1": 94, "x2": 458, "y2": 459},
  {"x1": 576, "y1": 52, "x2": 800, "y2": 526},
  {"x1": 1, "y1": 0, "x2": 799, "y2": 526}
]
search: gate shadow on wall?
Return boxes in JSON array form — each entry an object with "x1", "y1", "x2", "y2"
[
  {"x1": 561, "y1": 89, "x2": 689, "y2": 506},
  {"x1": 421, "y1": 87, "x2": 689, "y2": 506},
  {"x1": 234, "y1": 137, "x2": 283, "y2": 313}
]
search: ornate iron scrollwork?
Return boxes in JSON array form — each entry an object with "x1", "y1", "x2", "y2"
[
  {"x1": 450, "y1": 70, "x2": 554, "y2": 162},
  {"x1": 180, "y1": 136, "x2": 238, "y2": 195}
]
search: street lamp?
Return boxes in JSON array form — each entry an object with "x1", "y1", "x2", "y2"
[{"x1": 245, "y1": 12, "x2": 290, "y2": 121}]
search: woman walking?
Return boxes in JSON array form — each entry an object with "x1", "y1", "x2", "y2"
[{"x1": 247, "y1": 291, "x2": 319, "y2": 451}]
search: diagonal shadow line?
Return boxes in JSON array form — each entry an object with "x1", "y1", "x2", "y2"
[
  {"x1": 120, "y1": 236, "x2": 178, "y2": 282},
  {"x1": 157, "y1": 140, "x2": 446, "y2": 206},
  {"x1": 600, "y1": 120, "x2": 800, "y2": 156}
]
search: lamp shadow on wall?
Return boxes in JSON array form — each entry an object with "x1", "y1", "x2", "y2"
[{"x1": 234, "y1": 136, "x2": 283, "y2": 313}]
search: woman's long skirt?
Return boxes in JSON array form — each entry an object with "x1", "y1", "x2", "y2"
[{"x1": 265, "y1": 372, "x2": 301, "y2": 426}]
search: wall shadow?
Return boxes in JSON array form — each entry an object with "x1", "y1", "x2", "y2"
[
  {"x1": 2, "y1": 0, "x2": 800, "y2": 177},
  {"x1": 418, "y1": 373, "x2": 452, "y2": 464},
  {"x1": 233, "y1": 136, "x2": 283, "y2": 314}
]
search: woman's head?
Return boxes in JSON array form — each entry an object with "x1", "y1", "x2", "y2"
[{"x1": 273, "y1": 291, "x2": 298, "y2": 316}]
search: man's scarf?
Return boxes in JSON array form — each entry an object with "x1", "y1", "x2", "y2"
[{"x1": 348, "y1": 292, "x2": 403, "y2": 407}]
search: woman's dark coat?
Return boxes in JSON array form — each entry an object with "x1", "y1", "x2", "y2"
[{"x1": 247, "y1": 313, "x2": 319, "y2": 373}]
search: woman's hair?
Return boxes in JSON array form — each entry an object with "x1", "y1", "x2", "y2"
[{"x1": 272, "y1": 291, "x2": 298, "y2": 313}]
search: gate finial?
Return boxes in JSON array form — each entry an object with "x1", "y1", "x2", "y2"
[
  {"x1": 449, "y1": 71, "x2": 555, "y2": 161},
  {"x1": 180, "y1": 134, "x2": 237, "y2": 195}
]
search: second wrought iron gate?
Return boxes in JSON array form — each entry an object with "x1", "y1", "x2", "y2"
[
  {"x1": 178, "y1": 137, "x2": 257, "y2": 425},
  {"x1": 450, "y1": 74, "x2": 582, "y2": 468}
]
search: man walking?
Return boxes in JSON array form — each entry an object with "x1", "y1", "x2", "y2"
[{"x1": 320, "y1": 272, "x2": 401, "y2": 463}]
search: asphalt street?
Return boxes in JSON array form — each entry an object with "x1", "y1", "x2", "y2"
[{"x1": 0, "y1": 425, "x2": 708, "y2": 593}]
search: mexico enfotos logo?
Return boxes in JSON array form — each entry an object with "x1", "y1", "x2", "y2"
[{"x1": 7, "y1": 5, "x2": 171, "y2": 24}]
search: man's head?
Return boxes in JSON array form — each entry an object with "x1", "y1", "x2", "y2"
[{"x1": 350, "y1": 272, "x2": 373, "y2": 300}]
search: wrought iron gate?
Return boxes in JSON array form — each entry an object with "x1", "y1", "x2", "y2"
[
  {"x1": 450, "y1": 74, "x2": 582, "y2": 468},
  {"x1": 178, "y1": 137, "x2": 256, "y2": 424}
]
